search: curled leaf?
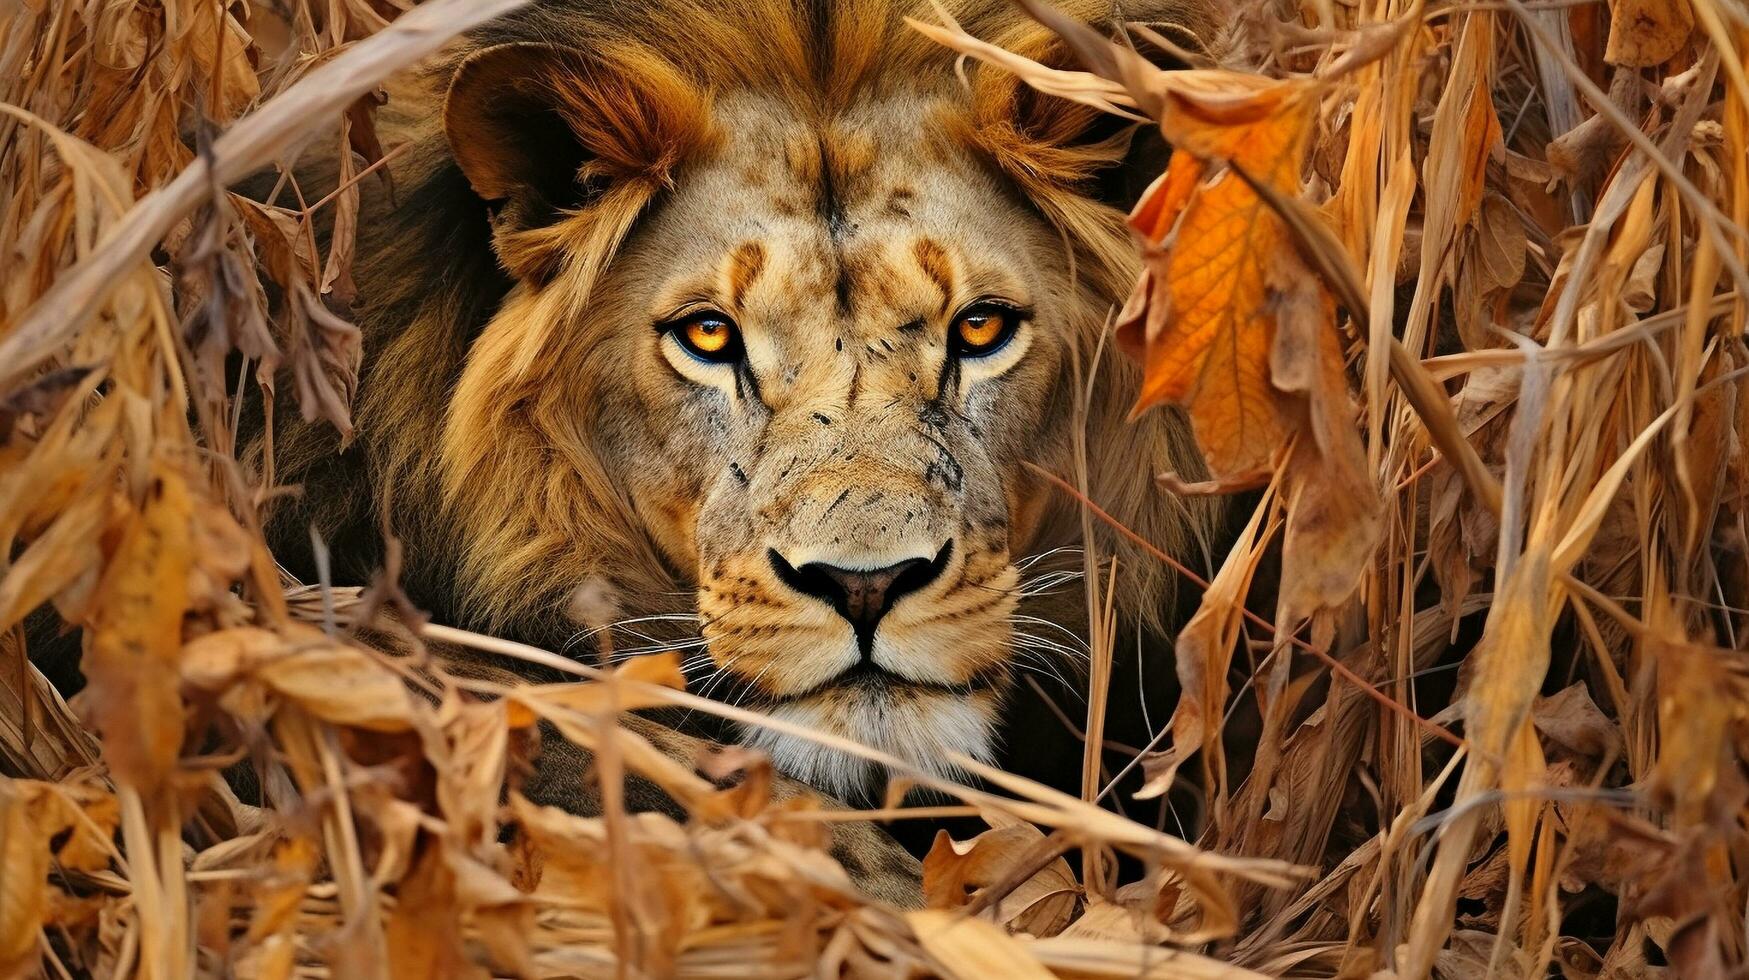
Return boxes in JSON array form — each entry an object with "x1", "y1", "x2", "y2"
[{"x1": 923, "y1": 821, "x2": 1078, "y2": 937}]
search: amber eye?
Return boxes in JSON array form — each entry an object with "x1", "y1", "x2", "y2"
[
  {"x1": 951, "y1": 302, "x2": 1026, "y2": 358},
  {"x1": 667, "y1": 313, "x2": 742, "y2": 364}
]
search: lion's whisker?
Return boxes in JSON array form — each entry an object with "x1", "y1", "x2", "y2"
[
  {"x1": 731, "y1": 656, "x2": 790, "y2": 709},
  {"x1": 962, "y1": 570, "x2": 1083, "y2": 599},
  {"x1": 1007, "y1": 655, "x2": 1079, "y2": 694},
  {"x1": 1016, "y1": 573, "x2": 1084, "y2": 599},
  {"x1": 609, "y1": 637, "x2": 711, "y2": 661},
  {"x1": 694, "y1": 649, "x2": 758, "y2": 704},
  {"x1": 575, "y1": 613, "x2": 703, "y2": 642},
  {"x1": 560, "y1": 611, "x2": 706, "y2": 659},
  {"x1": 1012, "y1": 631, "x2": 1092, "y2": 667},
  {"x1": 670, "y1": 650, "x2": 762, "y2": 731},
  {"x1": 1011, "y1": 631, "x2": 1085, "y2": 662},
  {"x1": 1020, "y1": 565, "x2": 1084, "y2": 582},
  {"x1": 1010, "y1": 614, "x2": 1090, "y2": 648},
  {"x1": 1015, "y1": 546, "x2": 1084, "y2": 569}
]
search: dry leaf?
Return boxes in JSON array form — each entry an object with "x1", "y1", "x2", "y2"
[
  {"x1": 0, "y1": 780, "x2": 56, "y2": 978},
  {"x1": 1115, "y1": 78, "x2": 1320, "y2": 482},
  {"x1": 1043, "y1": 55, "x2": 1384, "y2": 620},
  {"x1": 507, "y1": 651, "x2": 687, "y2": 725},
  {"x1": 182, "y1": 624, "x2": 415, "y2": 732},
  {"x1": 386, "y1": 838, "x2": 490, "y2": 980},
  {"x1": 1532, "y1": 683, "x2": 1622, "y2": 761},
  {"x1": 1403, "y1": 550, "x2": 1553, "y2": 977},
  {"x1": 185, "y1": 1, "x2": 261, "y2": 122},
  {"x1": 80, "y1": 462, "x2": 198, "y2": 791},
  {"x1": 1648, "y1": 626, "x2": 1745, "y2": 827},
  {"x1": 922, "y1": 822, "x2": 1078, "y2": 937},
  {"x1": 1141, "y1": 501, "x2": 1272, "y2": 806},
  {"x1": 1605, "y1": 0, "x2": 1695, "y2": 66},
  {"x1": 908, "y1": 909, "x2": 1060, "y2": 980},
  {"x1": 0, "y1": 777, "x2": 117, "y2": 977}
]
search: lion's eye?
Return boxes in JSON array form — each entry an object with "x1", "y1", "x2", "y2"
[
  {"x1": 668, "y1": 313, "x2": 742, "y2": 364},
  {"x1": 951, "y1": 303, "x2": 1026, "y2": 358}
]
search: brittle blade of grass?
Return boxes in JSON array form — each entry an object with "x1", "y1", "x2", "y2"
[
  {"x1": 0, "y1": 0, "x2": 532, "y2": 395},
  {"x1": 418, "y1": 623, "x2": 1302, "y2": 889},
  {"x1": 1417, "y1": 293, "x2": 1738, "y2": 383},
  {"x1": 1504, "y1": 2, "x2": 1749, "y2": 296}
]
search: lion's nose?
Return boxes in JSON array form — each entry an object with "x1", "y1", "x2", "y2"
[{"x1": 768, "y1": 543, "x2": 953, "y2": 654}]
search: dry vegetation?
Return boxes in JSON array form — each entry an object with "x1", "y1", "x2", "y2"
[{"x1": 0, "y1": 0, "x2": 1745, "y2": 976}]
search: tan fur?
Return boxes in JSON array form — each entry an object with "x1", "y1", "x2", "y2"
[{"x1": 272, "y1": 0, "x2": 1219, "y2": 800}]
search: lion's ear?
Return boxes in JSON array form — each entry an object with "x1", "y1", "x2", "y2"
[{"x1": 443, "y1": 41, "x2": 712, "y2": 278}]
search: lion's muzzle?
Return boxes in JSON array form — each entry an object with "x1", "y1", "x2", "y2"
[{"x1": 767, "y1": 541, "x2": 953, "y2": 656}]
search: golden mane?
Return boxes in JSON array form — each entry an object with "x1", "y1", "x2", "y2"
[{"x1": 267, "y1": 0, "x2": 1219, "y2": 648}]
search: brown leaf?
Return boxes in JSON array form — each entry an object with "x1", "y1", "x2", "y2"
[
  {"x1": 923, "y1": 821, "x2": 1078, "y2": 937},
  {"x1": 1474, "y1": 193, "x2": 1528, "y2": 293},
  {"x1": 509, "y1": 651, "x2": 687, "y2": 725},
  {"x1": 507, "y1": 794, "x2": 722, "y2": 975},
  {"x1": 386, "y1": 838, "x2": 489, "y2": 980},
  {"x1": 185, "y1": 1, "x2": 260, "y2": 122},
  {"x1": 1648, "y1": 626, "x2": 1746, "y2": 827},
  {"x1": 80, "y1": 463, "x2": 199, "y2": 791},
  {"x1": 1275, "y1": 286, "x2": 1381, "y2": 622},
  {"x1": 237, "y1": 832, "x2": 319, "y2": 980},
  {"x1": 0, "y1": 778, "x2": 117, "y2": 977},
  {"x1": 182, "y1": 624, "x2": 415, "y2": 732},
  {"x1": 228, "y1": 198, "x2": 364, "y2": 439},
  {"x1": 1532, "y1": 683, "x2": 1623, "y2": 761},
  {"x1": 1436, "y1": 928, "x2": 1533, "y2": 979},
  {"x1": 229, "y1": 195, "x2": 320, "y2": 288},
  {"x1": 1402, "y1": 550, "x2": 1553, "y2": 977},
  {"x1": 1059, "y1": 874, "x2": 1183, "y2": 944},
  {"x1": 1604, "y1": 0, "x2": 1695, "y2": 66},
  {"x1": 320, "y1": 113, "x2": 364, "y2": 307},
  {"x1": 287, "y1": 281, "x2": 364, "y2": 441},
  {"x1": 1141, "y1": 503, "x2": 1273, "y2": 805},
  {"x1": 0, "y1": 779, "x2": 54, "y2": 977}
]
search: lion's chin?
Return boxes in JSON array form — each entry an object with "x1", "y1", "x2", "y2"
[{"x1": 737, "y1": 683, "x2": 999, "y2": 803}]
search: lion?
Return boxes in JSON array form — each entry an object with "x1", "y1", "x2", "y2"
[{"x1": 266, "y1": 0, "x2": 1218, "y2": 860}]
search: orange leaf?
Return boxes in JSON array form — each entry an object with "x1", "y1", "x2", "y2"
[
  {"x1": 0, "y1": 778, "x2": 116, "y2": 976},
  {"x1": 1157, "y1": 79, "x2": 1311, "y2": 184},
  {"x1": 1456, "y1": 81, "x2": 1503, "y2": 226},
  {"x1": 1114, "y1": 73, "x2": 1381, "y2": 618},
  {"x1": 386, "y1": 839, "x2": 490, "y2": 980},
  {"x1": 1116, "y1": 78, "x2": 1320, "y2": 483},
  {"x1": 0, "y1": 781, "x2": 56, "y2": 977},
  {"x1": 81, "y1": 462, "x2": 196, "y2": 791}
]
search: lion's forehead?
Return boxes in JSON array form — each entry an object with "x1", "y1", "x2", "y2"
[{"x1": 698, "y1": 95, "x2": 974, "y2": 215}]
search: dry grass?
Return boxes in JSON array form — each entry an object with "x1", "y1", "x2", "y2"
[{"x1": 1, "y1": 0, "x2": 1745, "y2": 977}]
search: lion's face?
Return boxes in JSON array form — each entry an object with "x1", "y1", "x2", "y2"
[
  {"x1": 419, "y1": 5, "x2": 1212, "y2": 798},
  {"x1": 587, "y1": 96, "x2": 1078, "y2": 791}
]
